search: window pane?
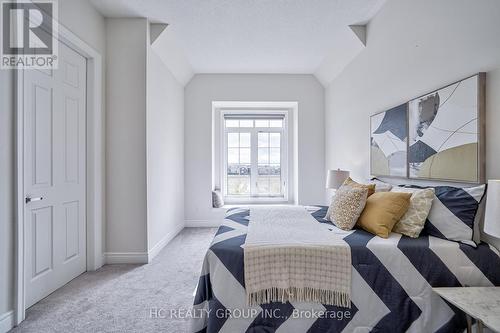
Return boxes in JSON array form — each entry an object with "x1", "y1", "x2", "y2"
[
  {"x1": 227, "y1": 176, "x2": 250, "y2": 195},
  {"x1": 228, "y1": 165, "x2": 251, "y2": 176},
  {"x1": 224, "y1": 114, "x2": 285, "y2": 198},
  {"x1": 240, "y1": 133, "x2": 251, "y2": 147},
  {"x1": 269, "y1": 176, "x2": 282, "y2": 194},
  {"x1": 270, "y1": 165, "x2": 281, "y2": 175},
  {"x1": 228, "y1": 133, "x2": 239, "y2": 147},
  {"x1": 239, "y1": 120, "x2": 254, "y2": 127},
  {"x1": 225, "y1": 119, "x2": 239, "y2": 127},
  {"x1": 258, "y1": 132, "x2": 269, "y2": 147},
  {"x1": 240, "y1": 148, "x2": 251, "y2": 164},
  {"x1": 269, "y1": 119, "x2": 283, "y2": 128},
  {"x1": 258, "y1": 165, "x2": 270, "y2": 175},
  {"x1": 255, "y1": 120, "x2": 269, "y2": 127},
  {"x1": 239, "y1": 165, "x2": 251, "y2": 175},
  {"x1": 227, "y1": 164, "x2": 239, "y2": 175},
  {"x1": 257, "y1": 176, "x2": 270, "y2": 194},
  {"x1": 258, "y1": 148, "x2": 269, "y2": 164},
  {"x1": 270, "y1": 133, "x2": 280, "y2": 147},
  {"x1": 257, "y1": 175, "x2": 282, "y2": 195},
  {"x1": 270, "y1": 148, "x2": 280, "y2": 164},
  {"x1": 259, "y1": 165, "x2": 281, "y2": 175},
  {"x1": 228, "y1": 148, "x2": 239, "y2": 164}
]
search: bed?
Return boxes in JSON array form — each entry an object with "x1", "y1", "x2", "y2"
[{"x1": 191, "y1": 206, "x2": 500, "y2": 333}]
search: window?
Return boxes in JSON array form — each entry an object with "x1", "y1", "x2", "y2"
[{"x1": 222, "y1": 112, "x2": 288, "y2": 202}]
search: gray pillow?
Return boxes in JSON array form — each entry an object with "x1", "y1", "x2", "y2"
[{"x1": 212, "y1": 190, "x2": 224, "y2": 208}]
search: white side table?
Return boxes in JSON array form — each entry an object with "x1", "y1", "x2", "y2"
[{"x1": 433, "y1": 287, "x2": 500, "y2": 333}]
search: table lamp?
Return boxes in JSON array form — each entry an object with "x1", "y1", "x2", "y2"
[{"x1": 326, "y1": 169, "x2": 350, "y2": 190}]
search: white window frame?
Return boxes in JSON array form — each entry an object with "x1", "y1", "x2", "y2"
[{"x1": 220, "y1": 110, "x2": 289, "y2": 204}]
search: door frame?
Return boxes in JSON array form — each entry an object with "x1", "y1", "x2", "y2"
[{"x1": 14, "y1": 22, "x2": 104, "y2": 324}]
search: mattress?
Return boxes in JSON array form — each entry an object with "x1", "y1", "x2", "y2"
[{"x1": 190, "y1": 206, "x2": 500, "y2": 333}]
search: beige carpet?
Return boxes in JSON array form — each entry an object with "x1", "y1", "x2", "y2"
[{"x1": 10, "y1": 228, "x2": 217, "y2": 333}]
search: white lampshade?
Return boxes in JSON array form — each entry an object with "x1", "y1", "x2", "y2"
[
  {"x1": 484, "y1": 180, "x2": 500, "y2": 238},
  {"x1": 326, "y1": 169, "x2": 350, "y2": 189}
]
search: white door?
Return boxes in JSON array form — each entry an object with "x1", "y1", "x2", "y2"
[{"x1": 24, "y1": 41, "x2": 87, "y2": 308}]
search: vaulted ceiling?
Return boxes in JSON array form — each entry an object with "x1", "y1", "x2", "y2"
[{"x1": 91, "y1": 0, "x2": 386, "y2": 85}]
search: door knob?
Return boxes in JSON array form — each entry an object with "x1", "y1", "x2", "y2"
[{"x1": 25, "y1": 196, "x2": 43, "y2": 203}]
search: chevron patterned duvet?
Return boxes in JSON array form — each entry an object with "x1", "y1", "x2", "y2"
[{"x1": 191, "y1": 206, "x2": 500, "y2": 333}]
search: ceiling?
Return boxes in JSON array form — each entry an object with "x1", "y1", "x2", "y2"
[{"x1": 91, "y1": 0, "x2": 386, "y2": 76}]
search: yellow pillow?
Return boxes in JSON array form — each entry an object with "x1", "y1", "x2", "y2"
[
  {"x1": 357, "y1": 192, "x2": 412, "y2": 238},
  {"x1": 343, "y1": 177, "x2": 376, "y2": 197}
]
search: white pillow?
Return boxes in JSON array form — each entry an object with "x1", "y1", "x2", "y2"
[
  {"x1": 324, "y1": 195, "x2": 334, "y2": 221},
  {"x1": 368, "y1": 178, "x2": 393, "y2": 192}
]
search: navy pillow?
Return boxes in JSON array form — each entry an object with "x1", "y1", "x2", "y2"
[{"x1": 401, "y1": 185, "x2": 486, "y2": 246}]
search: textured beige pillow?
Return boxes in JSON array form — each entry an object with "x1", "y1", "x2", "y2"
[
  {"x1": 328, "y1": 186, "x2": 368, "y2": 230},
  {"x1": 343, "y1": 177, "x2": 376, "y2": 197},
  {"x1": 391, "y1": 187, "x2": 435, "y2": 238},
  {"x1": 325, "y1": 178, "x2": 375, "y2": 221}
]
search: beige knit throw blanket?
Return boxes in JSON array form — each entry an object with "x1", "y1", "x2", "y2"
[{"x1": 243, "y1": 206, "x2": 351, "y2": 308}]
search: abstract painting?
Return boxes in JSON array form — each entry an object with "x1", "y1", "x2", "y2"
[
  {"x1": 408, "y1": 74, "x2": 483, "y2": 182},
  {"x1": 370, "y1": 104, "x2": 408, "y2": 177}
]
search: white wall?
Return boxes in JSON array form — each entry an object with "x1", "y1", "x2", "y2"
[
  {"x1": 0, "y1": 0, "x2": 106, "y2": 328},
  {"x1": 324, "y1": 0, "x2": 500, "y2": 241},
  {"x1": 146, "y1": 40, "x2": 185, "y2": 254},
  {"x1": 184, "y1": 74, "x2": 325, "y2": 226},
  {"x1": 106, "y1": 19, "x2": 185, "y2": 260},
  {"x1": 59, "y1": 0, "x2": 107, "y2": 55},
  {"x1": 0, "y1": 68, "x2": 14, "y2": 327},
  {"x1": 325, "y1": 0, "x2": 500, "y2": 182},
  {"x1": 105, "y1": 18, "x2": 148, "y2": 255},
  {"x1": 150, "y1": 27, "x2": 193, "y2": 86}
]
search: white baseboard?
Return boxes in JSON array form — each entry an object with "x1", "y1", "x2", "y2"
[
  {"x1": 104, "y1": 252, "x2": 148, "y2": 264},
  {"x1": 0, "y1": 311, "x2": 14, "y2": 333},
  {"x1": 104, "y1": 225, "x2": 184, "y2": 265},
  {"x1": 185, "y1": 220, "x2": 221, "y2": 228},
  {"x1": 148, "y1": 224, "x2": 184, "y2": 261}
]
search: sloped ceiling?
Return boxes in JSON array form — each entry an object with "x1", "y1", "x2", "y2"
[
  {"x1": 91, "y1": 0, "x2": 386, "y2": 86},
  {"x1": 149, "y1": 23, "x2": 194, "y2": 86}
]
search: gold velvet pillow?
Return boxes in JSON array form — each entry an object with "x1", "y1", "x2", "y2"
[
  {"x1": 357, "y1": 192, "x2": 412, "y2": 238},
  {"x1": 343, "y1": 177, "x2": 376, "y2": 197}
]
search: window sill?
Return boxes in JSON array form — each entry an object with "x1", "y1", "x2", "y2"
[
  {"x1": 224, "y1": 196, "x2": 288, "y2": 204},
  {"x1": 213, "y1": 203, "x2": 295, "y2": 210}
]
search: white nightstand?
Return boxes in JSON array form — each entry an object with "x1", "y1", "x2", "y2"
[{"x1": 433, "y1": 287, "x2": 500, "y2": 333}]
